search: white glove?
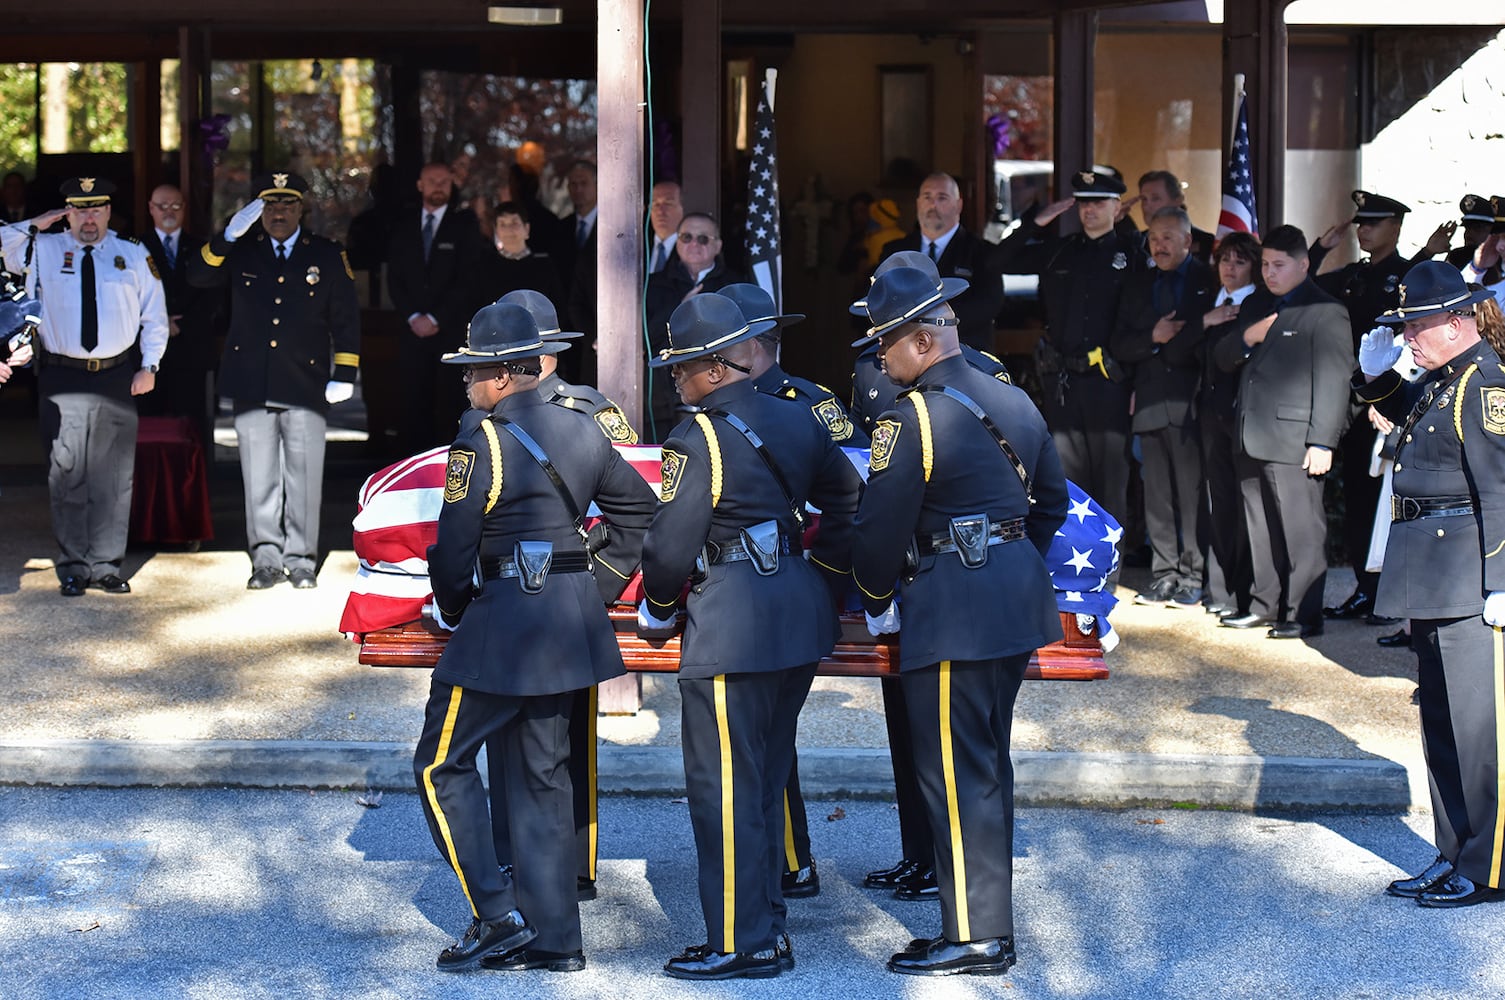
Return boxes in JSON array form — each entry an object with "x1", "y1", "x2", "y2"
[
  {"x1": 325, "y1": 380, "x2": 354, "y2": 405},
  {"x1": 1485, "y1": 592, "x2": 1505, "y2": 628},
  {"x1": 225, "y1": 199, "x2": 265, "y2": 241},
  {"x1": 431, "y1": 604, "x2": 460, "y2": 633},
  {"x1": 1358, "y1": 326, "x2": 1404, "y2": 377},
  {"x1": 865, "y1": 601, "x2": 901, "y2": 637},
  {"x1": 637, "y1": 599, "x2": 677, "y2": 631}
]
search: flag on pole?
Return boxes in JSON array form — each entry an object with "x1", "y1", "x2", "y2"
[
  {"x1": 1217, "y1": 91, "x2": 1259, "y2": 239},
  {"x1": 746, "y1": 71, "x2": 783, "y2": 310}
]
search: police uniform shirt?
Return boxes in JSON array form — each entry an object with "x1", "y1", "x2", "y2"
[
  {"x1": 849, "y1": 343, "x2": 1011, "y2": 437},
  {"x1": 851, "y1": 354, "x2": 1069, "y2": 669},
  {"x1": 538, "y1": 370, "x2": 638, "y2": 444},
  {"x1": 999, "y1": 218, "x2": 1145, "y2": 359},
  {"x1": 0, "y1": 226, "x2": 168, "y2": 364},
  {"x1": 1313, "y1": 245, "x2": 1409, "y2": 350},
  {"x1": 752, "y1": 362, "x2": 868, "y2": 447}
]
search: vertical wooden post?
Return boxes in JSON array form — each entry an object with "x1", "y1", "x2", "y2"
[
  {"x1": 1051, "y1": 10, "x2": 1097, "y2": 236},
  {"x1": 1224, "y1": 0, "x2": 1290, "y2": 232},
  {"x1": 597, "y1": 0, "x2": 647, "y2": 715},
  {"x1": 177, "y1": 26, "x2": 210, "y2": 238},
  {"x1": 133, "y1": 60, "x2": 161, "y2": 229},
  {"x1": 680, "y1": 0, "x2": 721, "y2": 213}
]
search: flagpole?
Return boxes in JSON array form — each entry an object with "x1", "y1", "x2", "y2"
[{"x1": 1230, "y1": 73, "x2": 1245, "y2": 153}]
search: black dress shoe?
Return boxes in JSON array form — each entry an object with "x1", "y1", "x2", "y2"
[
  {"x1": 1377, "y1": 629, "x2": 1412, "y2": 649},
  {"x1": 775, "y1": 933, "x2": 795, "y2": 970},
  {"x1": 91, "y1": 574, "x2": 131, "y2": 594},
  {"x1": 781, "y1": 860, "x2": 820, "y2": 898},
  {"x1": 1323, "y1": 591, "x2": 1374, "y2": 620},
  {"x1": 247, "y1": 567, "x2": 285, "y2": 590},
  {"x1": 1386, "y1": 855, "x2": 1453, "y2": 898},
  {"x1": 663, "y1": 946, "x2": 781, "y2": 980},
  {"x1": 1416, "y1": 872, "x2": 1505, "y2": 908},
  {"x1": 864, "y1": 858, "x2": 922, "y2": 889},
  {"x1": 1134, "y1": 578, "x2": 1178, "y2": 607},
  {"x1": 436, "y1": 910, "x2": 537, "y2": 972},
  {"x1": 59, "y1": 576, "x2": 88, "y2": 597},
  {"x1": 577, "y1": 876, "x2": 596, "y2": 902},
  {"x1": 894, "y1": 864, "x2": 939, "y2": 900},
  {"x1": 1268, "y1": 621, "x2": 1322, "y2": 639},
  {"x1": 1168, "y1": 586, "x2": 1203, "y2": 608},
  {"x1": 289, "y1": 568, "x2": 318, "y2": 589},
  {"x1": 480, "y1": 948, "x2": 585, "y2": 972},
  {"x1": 1204, "y1": 602, "x2": 1233, "y2": 617},
  {"x1": 1365, "y1": 612, "x2": 1402, "y2": 626},
  {"x1": 1220, "y1": 612, "x2": 1271, "y2": 629},
  {"x1": 888, "y1": 936, "x2": 1017, "y2": 976}
]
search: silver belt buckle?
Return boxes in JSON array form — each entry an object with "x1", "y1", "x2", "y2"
[
  {"x1": 513, "y1": 540, "x2": 553, "y2": 594},
  {"x1": 949, "y1": 513, "x2": 991, "y2": 569}
]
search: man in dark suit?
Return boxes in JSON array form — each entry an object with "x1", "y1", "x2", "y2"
[
  {"x1": 388, "y1": 162, "x2": 482, "y2": 455},
  {"x1": 879, "y1": 172, "x2": 1003, "y2": 353},
  {"x1": 562, "y1": 160, "x2": 598, "y2": 386},
  {"x1": 1134, "y1": 170, "x2": 1214, "y2": 264},
  {"x1": 1213, "y1": 225, "x2": 1353, "y2": 639},
  {"x1": 137, "y1": 184, "x2": 222, "y2": 446},
  {"x1": 1112, "y1": 207, "x2": 1213, "y2": 607}
]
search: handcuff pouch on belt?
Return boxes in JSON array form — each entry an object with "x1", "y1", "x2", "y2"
[
  {"x1": 739, "y1": 519, "x2": 782, "y2": 576},
  {"x1": 513, "y1": 540, "x2": 554, "y2": 594},
  {"x1": 948, "y1": 513, "x2": 991, "y2": 569}
]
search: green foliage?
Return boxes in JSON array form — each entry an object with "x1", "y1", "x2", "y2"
[{"x1": 0, "y1": 64, "x2": 36, "y2": 172}]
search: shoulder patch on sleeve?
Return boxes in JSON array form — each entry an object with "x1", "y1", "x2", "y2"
[
  {"x1": 444, "y1": 449, "x2": 476, "y2": 503},
  {"x1": 869, "y1": 419, "x2": 901, "y2": 472},
  {"x1": 594, "y1": 406, "x2": 638, "y2": 444},
  {"x1": 811, "y1": 397, "x2": 854, "y2": 442},
  {"x1": 1481, "y1": 385, "x2": 1505, "y2": 435},
  {"x1": 340, "y1": 250, "x2": 354, "y2": 279},
  {"x1": 659, "y1": 448, "x2": 687, "y2": 502},
  {"x1": 145, "y1": 255, "x2": 161, "y2": 280}
]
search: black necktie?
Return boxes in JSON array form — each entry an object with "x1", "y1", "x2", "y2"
[
  {"x1": 576, "y1": 218, "x2": 589, "y2": 247},
  {"x1": 163, "y1": 234, "x2": 176, "y2": 269},
  {"x1": 422, "y1": 213, "x2": 436, "y2": 261},
  {"x1": 276, "y1": 243, "x2": 287, "y2": 264},
  {"x1": 80, "y1": 245, "x2": 98, "y2": 352},
  {"x1": 1221, "y1": 296, "x2": 1232, "y2": 307},
  {"x1": 927, "y1": 240, "x2": 938, "y2": 262}
]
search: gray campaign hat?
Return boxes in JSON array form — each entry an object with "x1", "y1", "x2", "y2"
[
  {"x1": 850, "y1": 265, "x2": 965, "y2": 348},
  {"x1": 718, "y1": 283, "x2": 804, "y2": 330},
  {"x1": 496, "y1": 289, "x2": 583, "y2": 341},
  {"x1": 849, "y1": 249, "x2": 969, "y2": 316},
  {"x1": 441, "y1": 303, "x2": 568, "y2": 364},
  {"x1": 1375, "y1": 260, "x2": 1494, "y2": 323},
  {"x1": 648, "y1": 293, "x2": 776, "y2": 369}
]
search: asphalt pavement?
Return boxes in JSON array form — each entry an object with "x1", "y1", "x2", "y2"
[{"x1": 2, "y1": 786, "x2": 1502, "y2": 1000}]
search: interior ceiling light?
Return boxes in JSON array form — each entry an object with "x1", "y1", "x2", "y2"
[{"x1": 487, "y1": 5, "x2": 564, "y2": 24}]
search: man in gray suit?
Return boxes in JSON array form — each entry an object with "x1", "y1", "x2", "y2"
[{"x1": 1212, "y1": 225, "x2": 1353, "y2": 639}]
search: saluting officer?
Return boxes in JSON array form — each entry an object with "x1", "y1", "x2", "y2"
[
  {"x1": 637, "y1": 294, "x2": 862, "y2": 981},
  {"x1": 850, "y1": 265, "x2": 1068, "y2": 977},
  {"x1": 414, "y1": 303, "x2": 656, "y2": 972},
  {"x1": 0, "y1": 178, "x2": 168, "y2": 596},
  {"x1": 1311, "y1": 190, "x2": 1416, "y2": 623},
  {"x1": 719, "y1": 280, "x2": 862, "y2": 902},
  {"x1": 1353, "y1": 263, "x2": 1505, "y2": 908},
  {"x1": 188, "y1": 172, "x2": 360, "y2": 591},
  {"x1": 487, "y1": 287, "x2": 642, "y2": 904},
  {"x1": 850, "y1": 250, "x2": 1012, "y2": 440},
  {"x1": 996, "y1": 169, "x2": 1145, "y2": 528},
  {"x1": 850, "y1": 250, "x2": 1012, "y2": 903}
]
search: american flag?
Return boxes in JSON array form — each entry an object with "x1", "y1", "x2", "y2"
[
  {"x1": 745, "y1": 72, "x2": 783, "y2": 309},
  {"x1": 1217, "y1": 92, "x2": 1259, "y2": 239}
]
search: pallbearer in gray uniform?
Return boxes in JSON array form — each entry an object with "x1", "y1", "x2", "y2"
[
  {"x1": 414, "y1": 303, "x2": 655, "y2": 971},
  {"x1": 1, "y1": 177, "x2": 168, "y2": 596},
  {"x1": 850, "y1": 265, "x2": 1068, "y2": 976},
  {"x1": 188, "y1": 171, "x2": 360, "y2": 590},
  {"x1": 637, "y1": 294, "x2": 862, "y2": 980},
  {"x1": 1354, "y1": 262, "x2": 1505, "y2": 908}
]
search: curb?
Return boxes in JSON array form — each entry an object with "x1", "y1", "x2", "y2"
[{"x1": 0, "y1": 740, "x2": 1414, "y2": 811}]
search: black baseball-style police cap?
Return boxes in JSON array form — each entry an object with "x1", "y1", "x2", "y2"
[
  {"x1": 1491, "y1": 195, "x2": 1505, "y2": 235},
  {"x1": 649, "y1": 293, "x2": 775, "y2": 369},
  {"x1": 1376, "y1": 260, "x2": 1494, "y2": 323},
  {"x1": 60, "y1": 177, "x2": 115, "y2": 207},
  {"x1": 1350, "y1": 190, "x2": 1410, "y2": 223},
  {"x1": 851, "y1": 265, "x2": 966, "y2": 348},
  {"x1": 1459, "y1": 194, "x2": 1494, "y2": 224},
  {"x1": 496, "y1": 289, "x2": 583, "y2": 341},
  {"x1": 441, "y1": 302, "x2": 567, "y2": 364},
  {"x1": 1071, "y1": 170, "x2": 1126, "y2": 200},
  {"x1": 253, "y1": 171, "x2": 310, "y2": 202}
]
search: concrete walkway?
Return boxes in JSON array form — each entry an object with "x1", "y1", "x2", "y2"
[{"x1": 0, "y1": 474, "x2": 1426, "y2": 811}]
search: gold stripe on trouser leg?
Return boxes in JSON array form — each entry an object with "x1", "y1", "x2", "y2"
[
  {"x1": 587, "y1": 686, "x2": 599, "y2": 881},
  {"x1": 1491, "y1": 627, "x2": 1505, "y2": 888},
  {"x1": 783, "y1": 792, "x2": 799, "y2": 871},
  {"x1": 715, "y1": 675, "x2": 736, "y2": 952},
  {"x1": 422, "y1": 686, "x2": 478, "y2": 917},
  {"x1": 939, "y1": 661, "x2": 970, "y2": 940}
]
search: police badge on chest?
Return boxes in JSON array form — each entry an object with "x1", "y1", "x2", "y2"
[
  {"x1": 1111, "y1": 252, "x2": 1127, "y2": 270},
  {"x1": 306, "y1": 266, "x2": 320, "y2": 286}
]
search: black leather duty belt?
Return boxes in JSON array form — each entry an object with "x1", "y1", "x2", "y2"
[
  {"x1": 915, "y1": 516, "x2": 1027, "y2": 556},
  {"x1": 1391, "y1": 495, "x2": 1475, "y2": 522},
  {"x1": 480, "y1": 551, "x2": 592, "y2": 581},
  {"x1": 40, "y1": 348, "x2": 134, "y2": 372},
  {"x1": 707, "y1": 536, "x2": 795, "y2": 565}
]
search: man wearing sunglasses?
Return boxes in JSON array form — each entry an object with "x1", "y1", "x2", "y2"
[{"x1": 644, "y1": 212, "x2": 752, "y2": 440}]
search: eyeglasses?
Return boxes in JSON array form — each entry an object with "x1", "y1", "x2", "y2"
[
  {"x1": 151, "y1": 201, "x2": 184, "y2": 211},
  {"x1": 677, "y1": 232, "x2": 716, "y2": 246},
  {"x1": 462, "y1": 366, "x2": 503, "y2": 383}
]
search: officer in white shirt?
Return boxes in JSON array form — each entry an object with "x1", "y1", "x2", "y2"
[{"x1": 0, "y1": 177, "x2": 168, "y2": 596}]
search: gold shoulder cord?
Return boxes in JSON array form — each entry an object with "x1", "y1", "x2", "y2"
[
  {"x1": 479, "y1": 420, "x2": 504, "y2": 513},
  {"x1": 694, "y1": 413, "x2": 723, "y2": 508}
]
